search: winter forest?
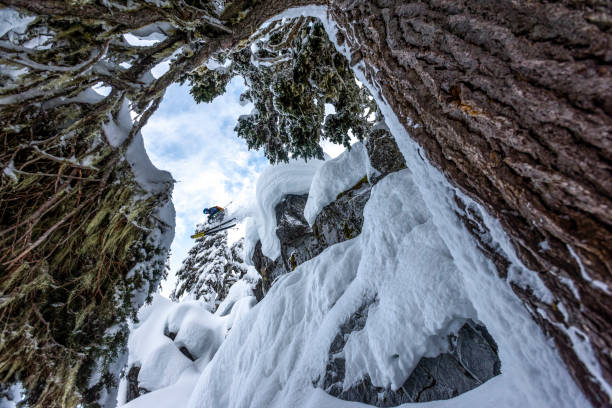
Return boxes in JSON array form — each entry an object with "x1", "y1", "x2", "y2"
[{"x1": 0, "y1": 1, "x2": 611, "y2": 408}]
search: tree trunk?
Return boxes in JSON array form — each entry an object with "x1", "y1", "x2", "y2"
[{"x1": 328, "y1": 0, "x2": 611, "y2": 405}]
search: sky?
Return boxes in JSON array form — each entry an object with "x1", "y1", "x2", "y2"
[
  {"x1": 140, "y1": 75, "x2": 349, "y2": 297},
  {"x1": 141, "y1": 78, "x2": 267, "y2": 296}
]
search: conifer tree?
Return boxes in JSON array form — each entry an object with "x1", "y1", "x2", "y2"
[
  {"x1": 0, "y1": 1, "x2": 317, "y2": 405},
  {"x1": 185, "y1": 17, "x2": 377, "y2": 163},
  {"x1": 171, "y1": 221, "x2": 248, "y2": 310}
]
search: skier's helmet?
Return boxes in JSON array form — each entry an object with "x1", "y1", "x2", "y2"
[{"x1": 203, "y1": 208, "x2": 209, "y2": 214}]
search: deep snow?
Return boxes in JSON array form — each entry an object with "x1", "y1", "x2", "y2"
[
  {"x1": 183, "y1": 167, "x2": 587, "y2": 408},
  {"x1": 119, "y1": 274, "x2": 258, "y2": 408},
  {"x1": 303, "y1": 141, "x2": 371, "y2": 226}
]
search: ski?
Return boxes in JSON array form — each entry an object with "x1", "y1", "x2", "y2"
[
  {"x1": 204, "y1": 217, "x2": 236, "y2": 232},
  {"x1": 191, "y1": 223, "x2": 237, "y2": 239},
  {"x1": 190, "y1": 217, "x2": 236, "y2": 239},
  {"x1": 191, "y1": 218, "x2": 237, "y2": 238}
]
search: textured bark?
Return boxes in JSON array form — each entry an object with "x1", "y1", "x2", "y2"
[{"x1": 328, "y1": 0, "x2": 612, "y2": 405}]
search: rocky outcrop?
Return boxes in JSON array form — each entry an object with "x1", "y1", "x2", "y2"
[
  {"x1": 329, "y1": 1, "x2": 612, "y2": 404},
  {"x1": 276, "y1": 194, "x2": 322, "y2": 272},
  {"x1": 252, "y1": 128, "x2": 405, "y2": 293},
  {"x1": 319, "y1": 303, "x2": 501, "y2": 406},
  {"x1": 125, "y1": 366, "x2": 148, "y2": 404},
  {"x1": 252, "y1": 187, "x2": 372, "y2": 293},
  {"x1": 252, "y1": 195, "x2": 316, "y2": 293},
  {"x1": 366, "y1": 126, "x2": 407, "y2": 183},
  {"x1": 312, "y1": 178, "x2": 372, "y2": 249}
]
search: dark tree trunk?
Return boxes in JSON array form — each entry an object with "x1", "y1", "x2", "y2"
[{"x1": 328, "y1": 0, "x2": 611, "y2": 405}]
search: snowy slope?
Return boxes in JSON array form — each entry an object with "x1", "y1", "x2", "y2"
[
  {"x1": 184, "y1": 167, "x2": 587, "y2": 408},
  {"x1": 119, "y1": 277, "x2": 258, "y2": 407},
  {"x1": 181, "y1": 8, "x2": 589, "y2": 407},
  {"x1": 125, "y1": 7, "x2": 591, "y2": 408}
]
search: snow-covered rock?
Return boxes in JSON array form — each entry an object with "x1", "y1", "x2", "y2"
[
  {"x1": 185, "y1": 166, "x2": 587, "y2": 408},
  {"x1": 245, "y1": 158, "x2": 324, "y2": 261},
  {"x1": 118, "y1": 278, "x2": 257, "y2": 407},
  {"x1": 304, "y1": 142, "x2": 369, "y2": 225}
]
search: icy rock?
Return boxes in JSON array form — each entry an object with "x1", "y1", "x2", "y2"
[
  {"x1": 275, "y1": 195, "x2": 322, "y2": 270},
  {"x1": 321, "y1": 303, "x2": 501, "y2": 406},
  {"x1": 253, "y1": 184, "x2": 371, "y2": 294},
  {"x1": 304, "y1": 141, "x2": 370, "y2": 225},
  {"x1": 253, "y1": 180, "x2": 372, "y2": 294},
  {"x1": 365, "y1": 126, "x2": 406, "y2": 183},
  {"x1": 252, "y1": 194, "x2": 320, "y2": 293},
  {"x1": 312, "y1": 177, "x2": 371, "y2": 249},
  {"x1": 125, "y1": 366, "x2": 148, "y2": 403}
]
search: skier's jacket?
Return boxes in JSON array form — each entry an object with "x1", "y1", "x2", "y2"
[{"x1": 203, "y1": 206, "x2": 224, "y2": 216}]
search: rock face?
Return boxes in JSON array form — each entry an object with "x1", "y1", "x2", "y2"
[
  {"x1": 125, "y1": 366, "x2": 148, "y2": 404},
  {"x1": 252, "y1": 186, "x2": 371, "y2": 293},
  {"x1": 312, "y1": 179, "x2": 372, "y2": 249},
  {"x1": 252, "y1": 127, "x2": 406, "y2": 294},
  {"x1": 329, "y1": 1, "x2": 612, "y2": 404},
  {"x1": 276, "y1": 194, "x2": 322, "y2": 273},
  {"x1": 251, "y1": 130, "x2": 503, "y2": 405},
  {"x1": 366, "y1": 126, "x2": 407, "y2": 183},
  {"x1": 252, "y1": 194, "x2": 317, "y2": 293},
  {"x1": 320, "y1": 303, "x2": 501, "y2": 406}
]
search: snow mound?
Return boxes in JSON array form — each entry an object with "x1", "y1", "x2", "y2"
[
  {"x1": 304, "y1": 142, "x2": 369, "y2": 225},
  {"x1": 246, "y1": 158, "x2": 324, "y2": 261},
  {"x1": 120, "y1": 276, "x2": 257, "y2": 407}
]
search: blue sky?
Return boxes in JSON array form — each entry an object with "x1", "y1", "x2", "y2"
[{"x1": 141, "y1": 78, "x2": 268, "y2": 295}]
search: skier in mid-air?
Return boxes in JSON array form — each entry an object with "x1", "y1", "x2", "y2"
[
  {"x1": 203, "y1": 205, "x2": 224, "y2": 219},
  {"x1": 191, "y1": 206, "x2": 235, "y2": 239}
]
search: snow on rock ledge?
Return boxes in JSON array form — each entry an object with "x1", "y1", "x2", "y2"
[
  {"x1": 246, "y1": 158, "x2": 324, "y2": 261},
  {"x1": 119, "y1": 278, "x2": 257, "y2": 407},
  {"x1": 186, "y1": 167, "x2": 588, "y2": 408},
  {"x1": 304, "y1": 142, "x2": 370, "y2": 226}
]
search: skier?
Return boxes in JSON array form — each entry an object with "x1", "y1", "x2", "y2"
[
  {"x1": 203, "y1": 205, "x2": 224, "y2": 219},
  {"x1": 191, "y1": 206, "x2": 236, "y2": 239}
]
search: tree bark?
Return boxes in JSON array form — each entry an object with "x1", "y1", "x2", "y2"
[{"x1": 327, "y1": 0, "x2": 611, "y2": 405}]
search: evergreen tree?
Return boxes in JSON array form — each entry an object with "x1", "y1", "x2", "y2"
[
  {"x1": 185, "y1": 17, "x2": 377, "y2": 163},
  {"x1": 0, "y1": 1, "x2": 369, "y2": 406},
  {"x1": 172, "y1": 221, "x2": 248, "y2": 311}
]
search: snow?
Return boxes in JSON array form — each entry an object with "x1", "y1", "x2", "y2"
[
  {"x1": 123, "y1": 23, "x2": 173, "y2": 46},
  {"x1": 120, "y1": 277, "x2": 257, "y2": 407},
  {"x1": 215, "y1": 269, "x2": 259, "y2": 317},
  {"x1": 567, "y1": 244, "x2": 611, "y2": 294},
  {"x1": 185, "y1": 162, "x2": 588, "y2": 408},
  {"x1": 1, "y1": 160, "x2": 17, "y2": 182},
  {"x1": 245, "y1": 158, "x2": 324, "y2": 260},
  {"x1": 126, "y1": 132, "x2": 174, "y2": 195},
  {"x1": 127, "y1": 296, "x2": 195, "y2": 391},
  {"x1": 0, "y1": 383, "x2": 24, "y2": 408},
  {"x1": 121, "y1": 370, "x2": 199, "y2": 408},
  {"x1": 0, "y1": 8, "x2": 35, "y2": 40},
  {"x1": 102, "y1": 98, "x2": 132, "y2": 148},
  {"x1": 124, "y1": 6, "x2": 598, "y2": 408},
  {"x1": 93, "y1": 82, "x2": 112, "y2": 96},
  {"x1": 303, "y1": 142, "x2": 369, "y2": 225},
  {"x1": 130, "y1": 6, "x2": 595, "y2": 408}
]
